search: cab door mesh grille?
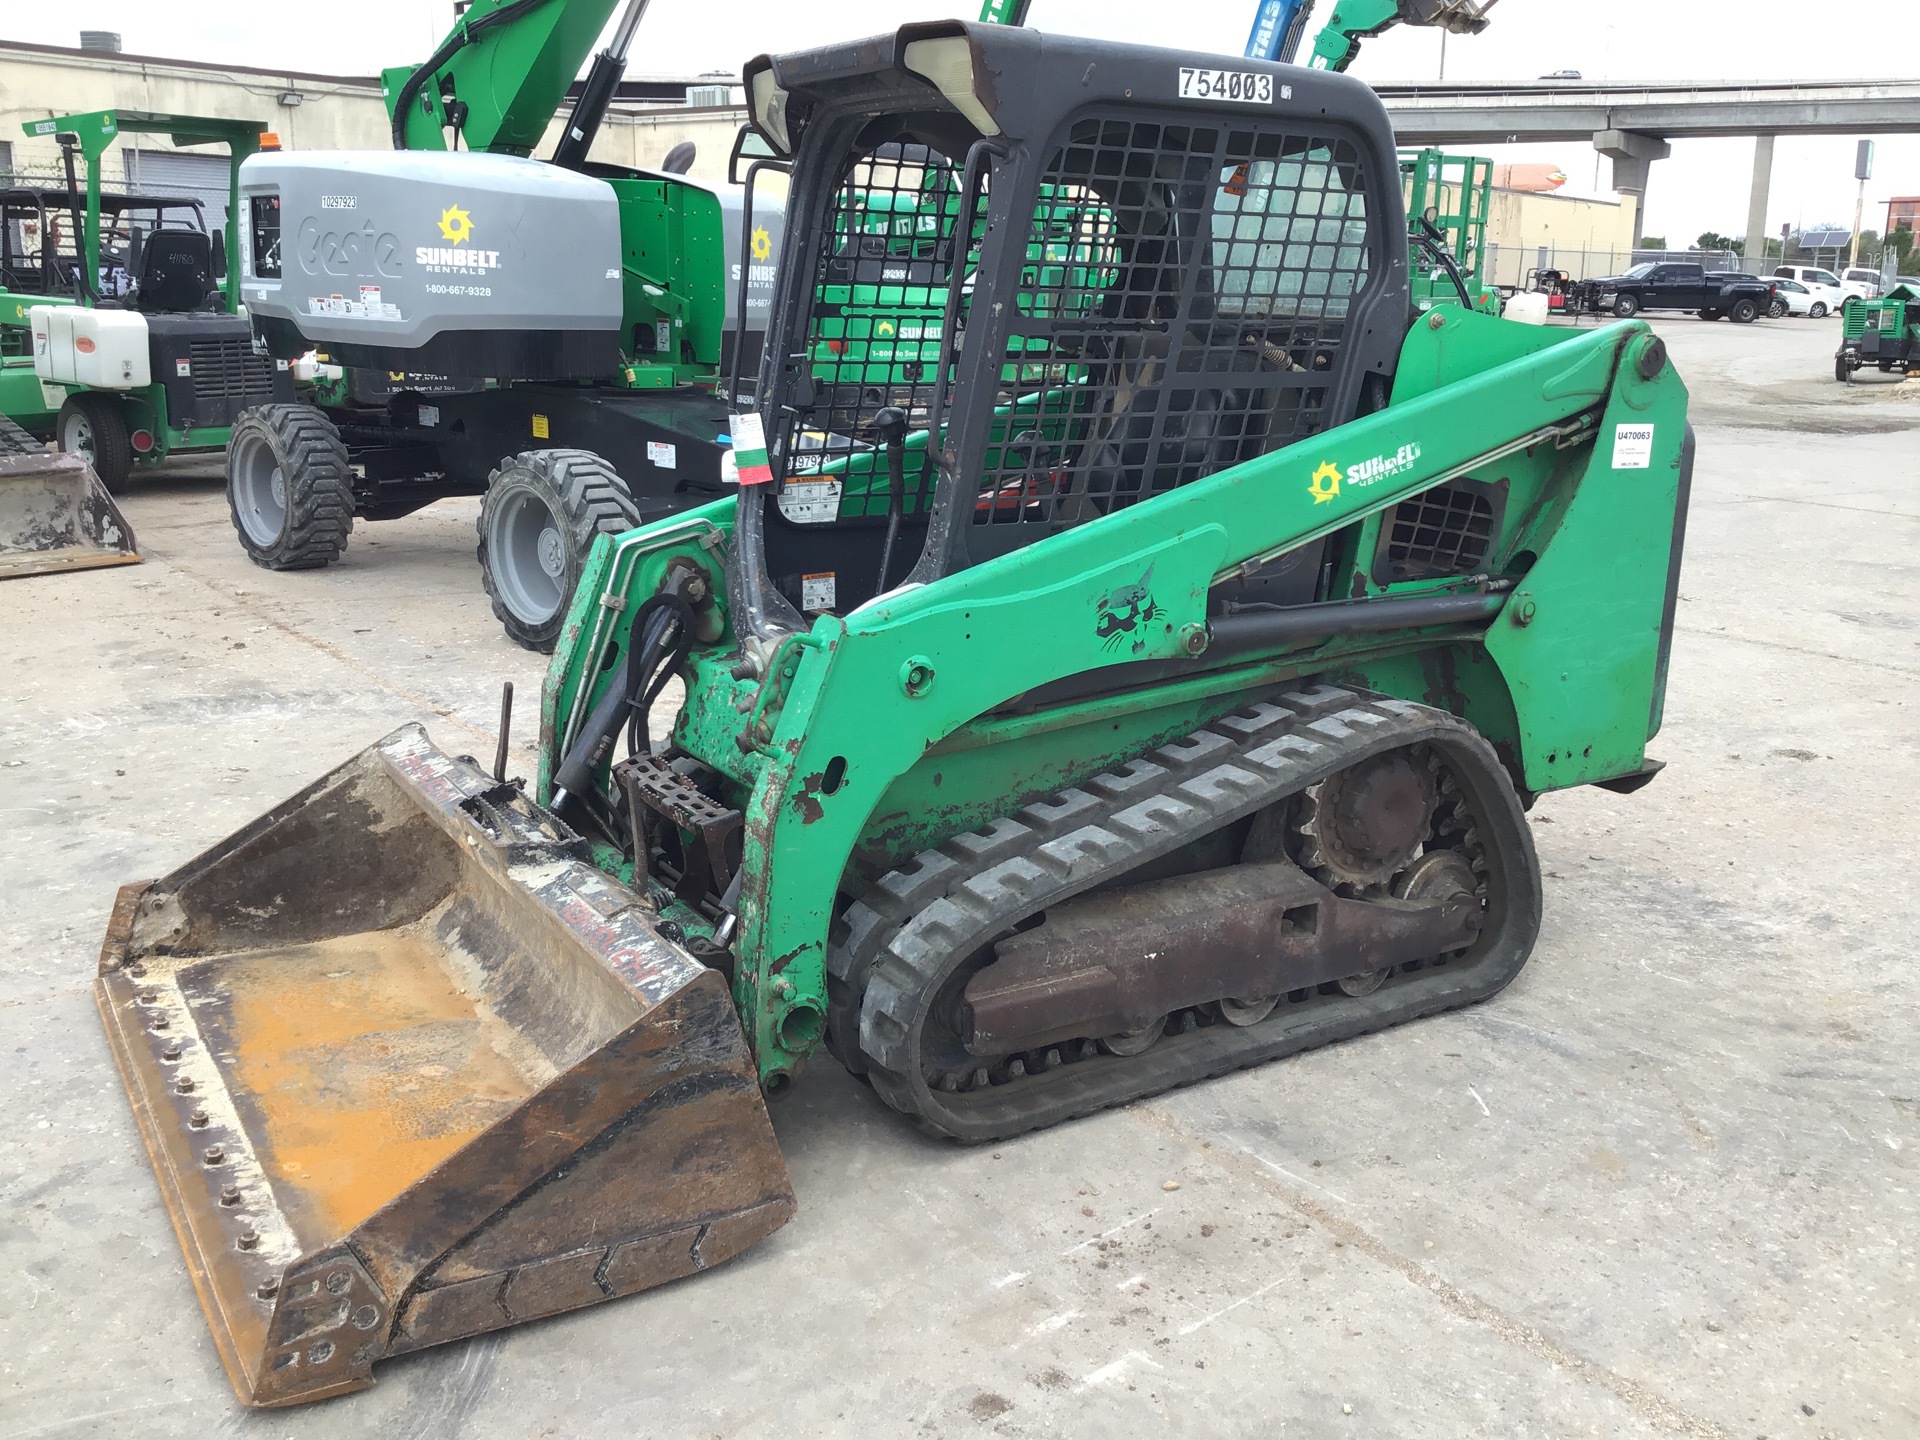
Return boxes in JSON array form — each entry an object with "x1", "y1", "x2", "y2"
[{"x1": 969, "y1": 111, "x2": 1374, "y2": 548}]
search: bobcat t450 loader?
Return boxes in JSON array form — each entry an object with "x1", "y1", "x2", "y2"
[{"x1": 97, "y1": 22, "x2": 1690, "y2": 1407}]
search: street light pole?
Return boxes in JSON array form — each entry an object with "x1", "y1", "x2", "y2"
[{"x1": 1849, "y1": 140, "x2": 1874, "y2": 269}]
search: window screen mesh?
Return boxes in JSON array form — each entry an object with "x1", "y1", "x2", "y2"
[
  {"x1": 972, "y1": 114, "x2": 1371, "y2": 537},
  {"x1": 776, "y1": 139, "x2": 987, "y2": 522}
]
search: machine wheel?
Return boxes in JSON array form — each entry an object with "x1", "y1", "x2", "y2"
[
  {"x1": 477, "y1": 449, "x2": 640, "y2": 653},
  {"x1": 1809, "y1": 302, "x2": 1828, "y2": 319},
  {"x1": 1729, "y1": 298, "x2": 1759, "y2": 324},
  {"x1": 56, "y1": 393, "x2": 133, "y2": 495},
  {"x1": 1612, "y1": 293, "x2": 1641, "y2": 318},
  {"x1": 1698, "y1": 308, "x2": 1721, "y2": 320},
  {"x1": 1834, "y1": 355, "x2": 1854, "y2": 383},
  {"x1": 1767, "y1": 297, "x2": 1788, "y2": 318},
  {"x1": 225, "y1": 404, "x2": 354, "y2": 570}
]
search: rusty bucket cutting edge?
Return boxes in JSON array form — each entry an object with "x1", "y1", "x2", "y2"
[
  {"x1": 0, "y1": 450, "x2": 141, "y2": 579},
  {"x1": 96, "y1": 724, "x2": 794, "y2": 1407}
]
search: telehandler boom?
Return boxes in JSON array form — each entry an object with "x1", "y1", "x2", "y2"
[{"x1": 100, "y1": 21, "x2": 1690, "y2": 1406}]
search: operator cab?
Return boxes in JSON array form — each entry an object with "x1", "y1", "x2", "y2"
[{"x1": 732, "y1": 22, "x2": 1409, "y2": 642}]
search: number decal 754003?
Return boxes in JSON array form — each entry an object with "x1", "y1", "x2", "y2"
[{"x1": 1177, "y1": 67, "x2": 1285, "y2": 104}]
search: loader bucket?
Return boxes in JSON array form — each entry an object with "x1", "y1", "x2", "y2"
[
  {"x1": 0, "y1": 448, "x2": 141, "y2": 579},
  {"x1": 96, "y1": 725, "x2": 793, "y2": 1407}
]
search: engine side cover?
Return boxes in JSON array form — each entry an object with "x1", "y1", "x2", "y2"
[{"x1": 239, "y1": 151, "x2": 622, "y2": 355}]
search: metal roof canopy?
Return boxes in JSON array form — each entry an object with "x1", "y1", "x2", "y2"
[
  {"x1": 15, "y1": 109, "x2": 265, "y2": 315},
  {"x1": 21, "y1": 108, "x2": 268, "y2": 159}
]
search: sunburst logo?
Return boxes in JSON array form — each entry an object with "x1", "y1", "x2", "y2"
[
  {"x1": 437, "y1": 204, "x2": 473, "y2": 245},
  {"x1": 1309, "y1": 460, "x2": 1341, "y2": 504},
  {"x1": 750, "y1": 225, "x2": 772, "y2": 261}
]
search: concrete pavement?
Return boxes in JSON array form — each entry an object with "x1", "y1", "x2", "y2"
[{"x1": 1, "y1": 313, "x2": 1914, "y2": 1438}]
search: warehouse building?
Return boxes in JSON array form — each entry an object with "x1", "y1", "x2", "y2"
[
  {"x1": 0, "y1": 32, "x2": 750, "y2": 230},
  {"x1": 0, "y1": 32, "x2": 1640, "y2": 285}
]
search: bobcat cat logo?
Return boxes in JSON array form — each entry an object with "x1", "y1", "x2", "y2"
[{"x1": 1095, "y1": 565, "x2": 1162, "y2": 654}]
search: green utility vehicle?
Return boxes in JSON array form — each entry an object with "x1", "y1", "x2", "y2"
[
  {"x1": 0, "y1": 110, "x2": 292, "y2": 492},
  {"x1": 101, "y1": 22, "x2": 1690, "y2": 1408},
  {"x1": 1401, "y1": 147, "x2": 1502, "y2": 314},
  {"x1": 1835, "y1": 283, "x2": 1918, "y2": 381}
]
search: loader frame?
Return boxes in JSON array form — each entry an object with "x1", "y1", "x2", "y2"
[{"x1": 540, "y1": 22, "x2": 1692, "y2": 1088}]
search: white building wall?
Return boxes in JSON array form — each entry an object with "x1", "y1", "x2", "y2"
[{"x1": 0, "y1": 40, "x2": 749, "y2": 186}]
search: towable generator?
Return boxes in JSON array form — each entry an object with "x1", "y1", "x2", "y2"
[{"x1": 98, "y1": 22, "x2": 1690, "y2": 1407}]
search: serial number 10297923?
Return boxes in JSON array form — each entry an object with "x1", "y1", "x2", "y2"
[{"x1": 1177, "y1": 67, "x2": 1277, "y2": 104}]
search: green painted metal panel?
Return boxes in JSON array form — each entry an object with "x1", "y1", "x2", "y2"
[{"x1": 540, "y1": 310, "x2": 1687, "y2": 1083}]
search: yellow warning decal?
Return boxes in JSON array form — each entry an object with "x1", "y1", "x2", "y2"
[{"x1": 532, "y1": 413, "x2": 550, "y2": 440}]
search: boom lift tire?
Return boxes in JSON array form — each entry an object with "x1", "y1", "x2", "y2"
[
  {"x1": 226, "y1": 404, "x2": 354, "y2": 571},
  {"x1": 478, "y1": 449, "x2": 641, "y2": 653},
  {"x1": 57, "y1": 394, "x2": 133, "y2": 495},
  {"x1": 1729, "y1": 298, "x2": 1759, "y2": 324}
]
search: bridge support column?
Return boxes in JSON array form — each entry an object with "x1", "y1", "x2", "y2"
[
  {"x1": 1594, "y1": 129, "x2": 1671, "y2": 244},
  {"x1": 1744, "y1": 134, "x2": 1776, "y2": 273}
]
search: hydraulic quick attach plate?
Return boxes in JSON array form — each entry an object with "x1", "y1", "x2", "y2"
[{"x1": 95, "y1": 725, "x2": 792, "y2": 1406}]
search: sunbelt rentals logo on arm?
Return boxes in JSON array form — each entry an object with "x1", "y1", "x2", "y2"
[
  {"x1": 416, "y1": 203, "x2": 501, "y2": 274},
  {"x1": 1310, "y1": 442, "x2": 1423, "y2": 503}
]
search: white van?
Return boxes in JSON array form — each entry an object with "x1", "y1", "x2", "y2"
[{"x1": 1771, "y1": 266, "x2": 1845, "y2": 318}]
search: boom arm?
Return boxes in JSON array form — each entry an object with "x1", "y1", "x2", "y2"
[
  {"x1": 383, "y1": 0, "x2": 625, "y2": 154},
  {"x1": 1242, "y1": 0, "x2": 1318, "y2": 62},
  {"x1": 1305, "y1": 0, "x2": 1497, "y2": 71}
]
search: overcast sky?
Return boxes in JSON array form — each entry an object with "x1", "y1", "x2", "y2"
[{"x1": 10, "y1": 0, "x2": 1916, "y2": 246}]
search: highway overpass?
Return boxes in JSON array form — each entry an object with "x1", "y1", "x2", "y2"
[{"x1": 1378, "y1": 79, "x2": 1920, "y2": 262}]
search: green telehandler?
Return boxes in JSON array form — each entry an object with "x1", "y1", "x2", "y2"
[{"x1": 97, "y1": 21, "x2": 1690, "y2": 1408}]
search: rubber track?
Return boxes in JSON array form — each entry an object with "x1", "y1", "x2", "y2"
[
  {"x1": 228, "y1": 404, "x2": 353, "y2": 570},
  {"x1": 0, "y1": 414, "x2": 42, "y2": 456},
  {"x1": 477, "y1": 449, "x2": 641, "y2": 652},
  {"x1": 837, "y1": 686, "x2": 1543, "y2": 1143}
]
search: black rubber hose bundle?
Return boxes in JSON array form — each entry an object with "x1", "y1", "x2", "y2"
[{"x1": 550, "y1": 592, "x2": 695, "y2": 807}]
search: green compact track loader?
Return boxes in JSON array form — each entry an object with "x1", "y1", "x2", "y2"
[{"x1": 98, "y1": 22, "x2": 1691, "y2": 1407}]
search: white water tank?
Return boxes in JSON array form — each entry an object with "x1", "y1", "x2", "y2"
[
  {"x1": 32, "y1": 305, "x2": 151, "y2": 388},
  {"x1": 1505, "y1": 291, "x2": 1551, "y2": 326}
]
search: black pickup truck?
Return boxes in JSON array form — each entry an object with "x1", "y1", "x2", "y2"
[{"x1": 1574, "y1": 262, "x2": 1777, "y2": 322}]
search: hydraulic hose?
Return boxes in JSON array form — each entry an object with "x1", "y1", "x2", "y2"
[{"x1": 550, "y1": 593, "x2": 692, "y2": 812}]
